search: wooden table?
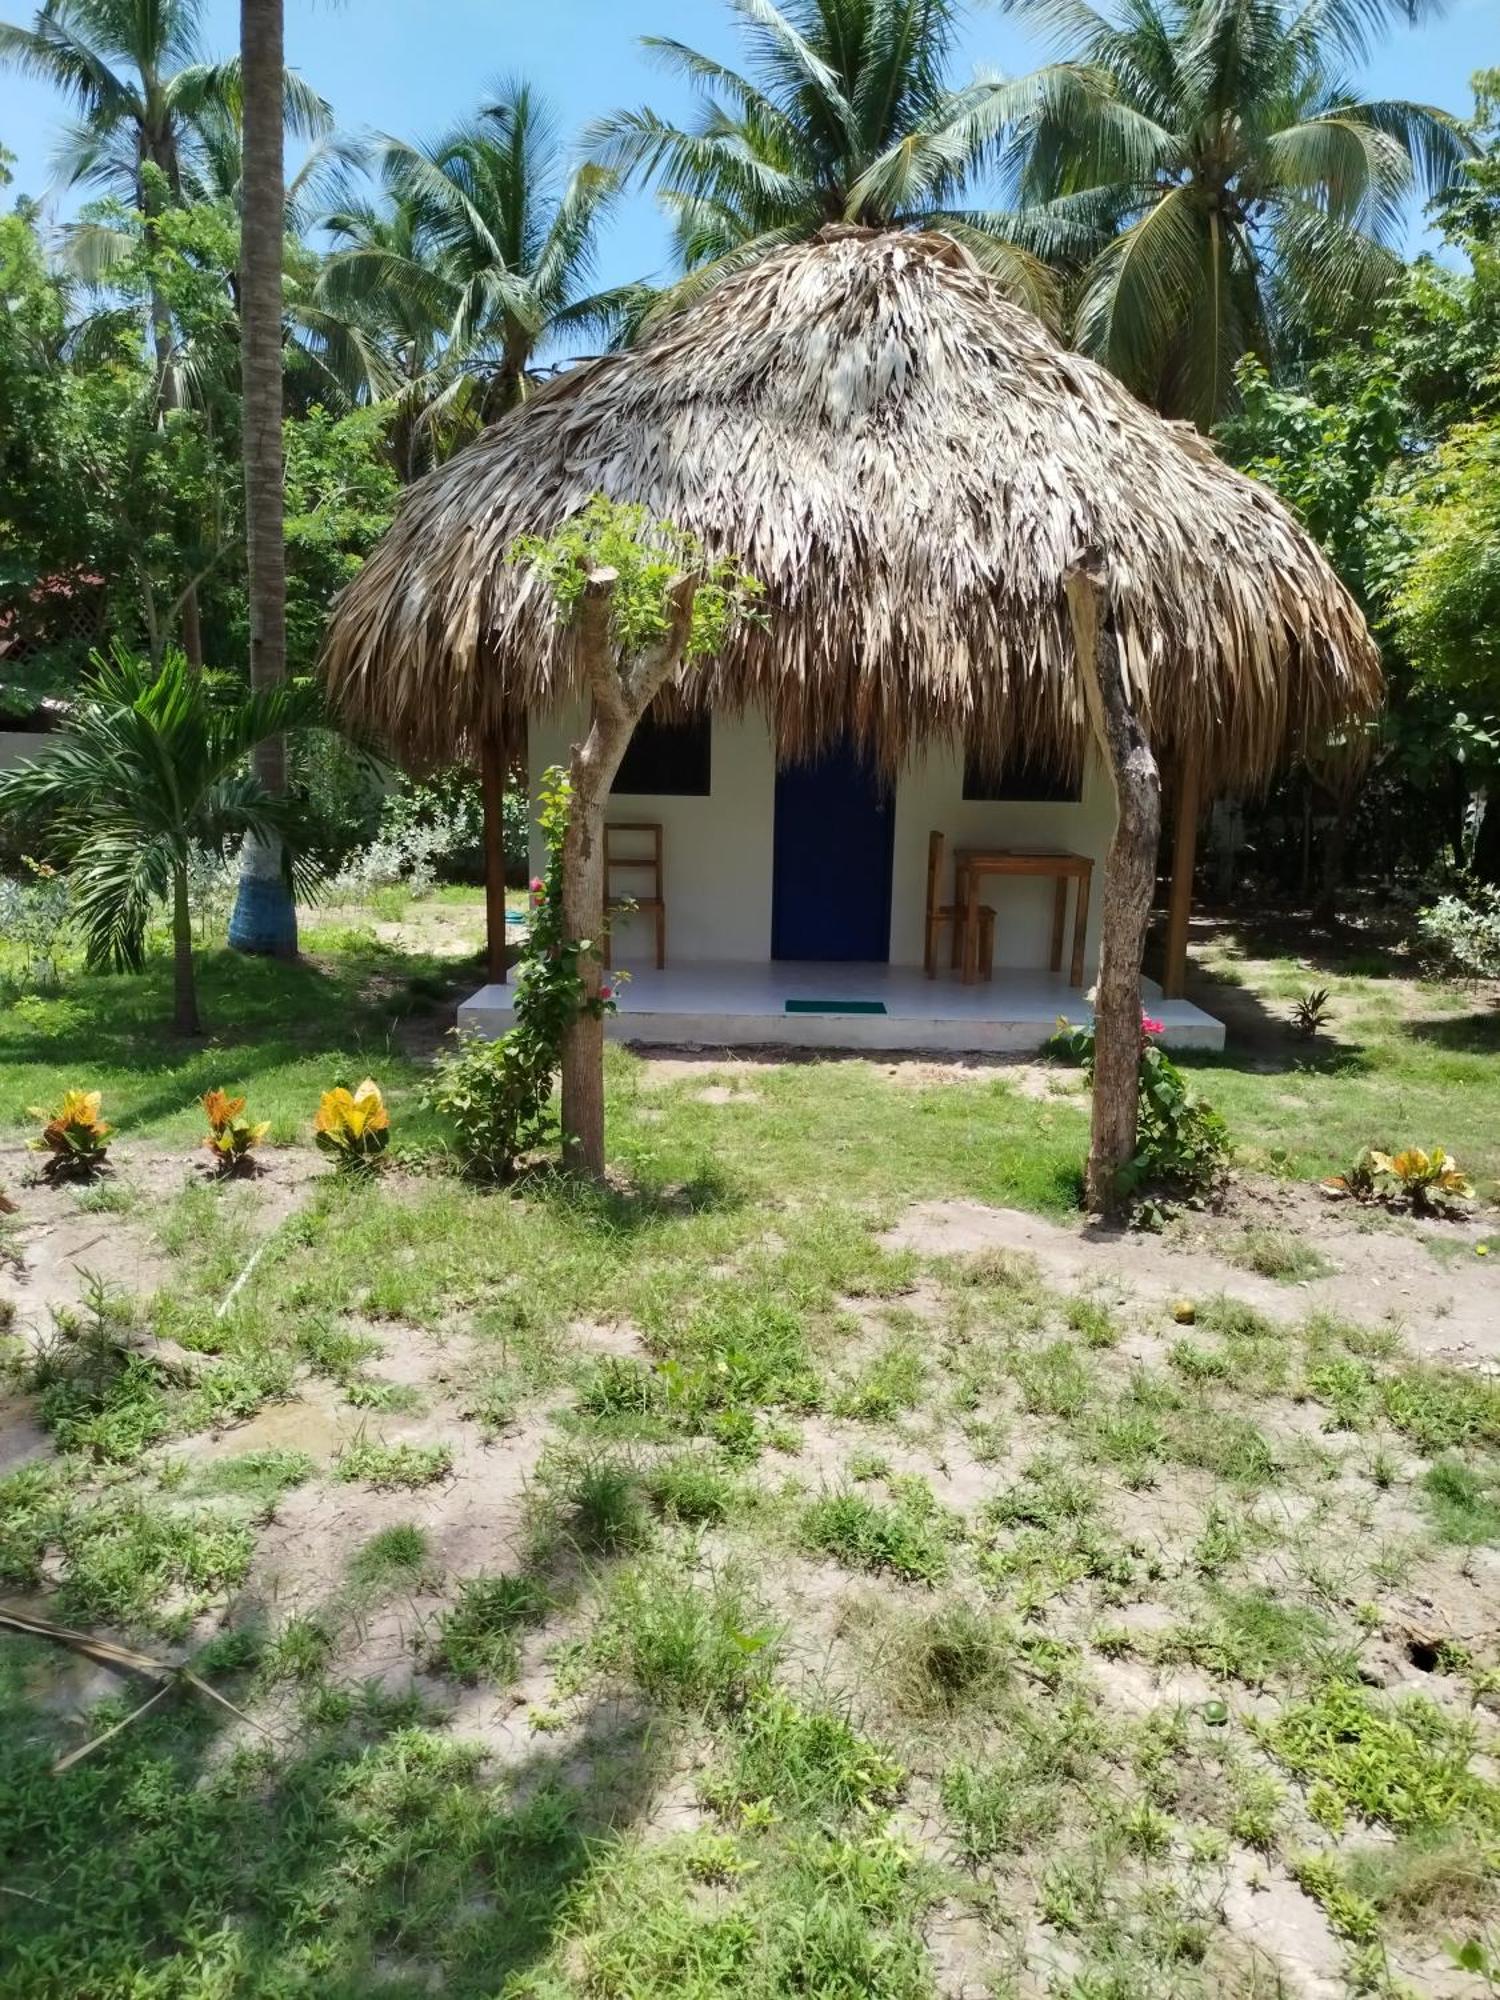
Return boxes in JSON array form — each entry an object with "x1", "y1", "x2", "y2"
[{"x1": 953, "y1": 849, "x2": 1093, "y2": 987}]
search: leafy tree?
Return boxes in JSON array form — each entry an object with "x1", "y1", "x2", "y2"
[
  {"x1": 587, "y1": 0, "x2": 1061, "y2": 319},
  {"x1": 281, "y1": 404, "x2": 399, "y2": 674},
  {"x1": 1383, "y1": 420, "x2": 1500, "y2": 788},
  {"x1": 0, "y1": 209, "x2": 89, "y2": 630},
  {"x1": 0, "y1": 645, "x2": 326, "y2": 1031},
  {"x1": 0, "y1": 202, "x2": 241, "y2": 687},
  {"x1": 318, "y1": 84, "x2": 627, "y2": 466},
  {"x1": 1219, "y1": 72, "x2": 1500, "y2": 884},
  {"x1": 997, "y1": 0, "x2": 1470, "y2": 424}
]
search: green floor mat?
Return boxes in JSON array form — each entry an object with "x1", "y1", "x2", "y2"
[{"x1": 784, "y1": 998, "x2": 889, "y2": 1016}]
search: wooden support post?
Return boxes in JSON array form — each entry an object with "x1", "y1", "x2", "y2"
[
  {"x1": 1162, "y1": 746, "x2": 1201, "y2": 1000},
  {"x1": 480, "y1": 717, "x2": 510, "y2": 984},
  {"x1": 1065, "y1": 561, "x2": 1162, "y2": 1217}
]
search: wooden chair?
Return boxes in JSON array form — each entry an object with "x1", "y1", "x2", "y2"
[
  {"x1": 604, "y1": 821, "x2": 666, "y2": 970},
  {"x1": 924, "y1": 830, "x2": 994, "y2": 979}
]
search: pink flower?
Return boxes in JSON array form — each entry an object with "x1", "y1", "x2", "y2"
[
  {"x1": 1141, "y1": 1014, "x2": 1164, "y2": 1038},
  {"x1": 529, "y1": 876, "x2": 545, "y2": 894}
]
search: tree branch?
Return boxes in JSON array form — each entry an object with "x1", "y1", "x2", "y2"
[
  {"x1": 576, "y1": 566, "x2": 623, "y2": 720},
  {"x1": 623, "y1": 571, "x2": 698, "y2": 706}
]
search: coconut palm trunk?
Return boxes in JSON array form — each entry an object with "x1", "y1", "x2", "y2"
[{"x1": 228, "y1": 0, "x2": 297, "y2": 957}]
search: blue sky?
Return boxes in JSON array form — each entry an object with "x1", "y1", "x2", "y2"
[{"x1": 1, "y1": 0, "x2": 1490, "y2": 292}]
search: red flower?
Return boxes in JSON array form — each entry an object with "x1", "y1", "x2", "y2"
[
  {"x1": 599, "y1": 984, "x2": 613, "y2": 1002},
  {"x1": 1141, "y1": 1014, "x2": 1165, "y2": 1038}
]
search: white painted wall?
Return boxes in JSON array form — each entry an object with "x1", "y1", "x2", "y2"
[
  {"x1": 889, "y1": 741, "x2": 1112, "y2": 974},
  {"x1": 526, "y1": 705, "x2": 777, "y2": 970},
  {"x1": 524, "y1": 708, "x2": 1112, "y2": 977},
  {"x1": 0, "y1": 731, "x2": 51, "y2": 770}
]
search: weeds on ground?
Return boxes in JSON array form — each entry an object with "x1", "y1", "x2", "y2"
[
  {"x1": 333, "y1": 1437, "x2": 452, "y2": 1489},
  {"x1": 591, "y1": 1559, "x2": 778, "y2": 1713},
  {"x1": 800, "y1": 1478, "x2": 959, "y2": 1583},
  {"x1": 1225, "y1": 1227, "x2": 1335, "y2": 1282},
  {"x1": 430, "y1": 1574, "x2": 548, "y2": 1684}
]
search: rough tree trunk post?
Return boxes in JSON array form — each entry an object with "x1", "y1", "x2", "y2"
[
  {"x1": 171, "y1": 863, "x2": 200, "y2": 1036},
  {"x1": 559, "y1": 568, "x2": 697, "y2": 1180},
  {"x1": 480, "y1": 716, "x2": 511, "y2": 983},
  {"x1": 1064, "y1": 563, "x2": 1162, "y2": 1216}
]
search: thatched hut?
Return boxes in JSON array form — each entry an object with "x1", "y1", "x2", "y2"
[{"x1": 324, "y1": 226, "x2": 1379, "y2": 1053}]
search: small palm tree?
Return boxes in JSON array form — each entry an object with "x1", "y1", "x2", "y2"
[
  {"x1": 996, "y1": 0, "x2": 1471, "y2": 425},
  {"x1": 0, "y1": 645, "x2": 327, "y2": 1033},
  {"x1": 317, "y1": 83, "x2": 628, "y2": 464},
  {"x1": 586, "y1": 0, "x2": 1064, "y2": 321}
]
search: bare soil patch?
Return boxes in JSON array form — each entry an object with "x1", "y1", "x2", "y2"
[
  {"x1": 0, "y1": 1143, "x2": 324, "y2": 1341},
  {"x1": 880, "y1": 1184, "x2": 1500, "y2": 1362}
]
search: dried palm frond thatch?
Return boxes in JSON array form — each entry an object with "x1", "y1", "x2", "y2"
[{"x1": 323, "y1": 226, "x2": 1379, "y2": 788}]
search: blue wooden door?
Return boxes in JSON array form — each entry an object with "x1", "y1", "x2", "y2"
[{"x1": 771, "y1": 739, "x2": 894, "y2": 961}]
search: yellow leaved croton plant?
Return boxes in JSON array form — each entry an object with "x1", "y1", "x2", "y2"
[{"x1": 314, "y1": 1078, "x2": 391, "y2": 1172}]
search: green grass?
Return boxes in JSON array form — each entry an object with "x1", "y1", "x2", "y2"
[
  {"x1": 3, "y1": 906, "x2": 1499, "y2": 1997},
  {"x1": 591, "y1": 1559, "x2": 778, "y2": 1713},
  {"x1": 429, "y1": 1573, "x2": 548, "y2": 1684},
  {"x1": 1223, "y1": 1226, "x2": 1335, "y2": 1283},
  {"x1": 0, "y1": 932, "x2": 466, "y2": 1146},
  {"x1": 1422, "y1": 1457, "x2": 1500, "y2": 1545},
  {"x1": 799, "y1": 1480, "x2": 958, "y2": 1583},
  {"x1": 1186, "y1": 931, "x2": 1500, "y2": 1196},
  {"x1": 1259, "y1": 1679, "x2": 1500, "y2": 1839},
  {"x1": 345, "y1": 1521, "x2": 433, "y2": 1598},
  {"x1": 333, "y1": 1437, "x2": 453, "y2": 1489}
]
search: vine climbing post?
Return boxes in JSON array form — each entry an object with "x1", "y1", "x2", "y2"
[
  {"x1": 1065, "y1": 557, "x2": 1162, "y2": 1215},
  {"x1": 558, "y1": 566, "x2": 698, "y2": 1178},
  {"x1": 513, "y1": 498, "x2": 761, "y2": 1181}
]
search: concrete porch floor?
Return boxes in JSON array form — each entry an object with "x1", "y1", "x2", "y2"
[{"x1": 457, "y1": 961, "x2": 1225, "y2": 1054}]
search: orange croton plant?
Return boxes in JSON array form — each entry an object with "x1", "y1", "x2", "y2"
[
  {"x1": 202, "y1": 1088, "x2": 271, "y2": 1174},
  {"x1": 29, "y1": 1089, "x2": 112, "y2": 1180}
]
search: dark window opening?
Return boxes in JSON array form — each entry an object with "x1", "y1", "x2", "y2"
[
  {"x1": 612, "y1": 706, "x2": 712, "y2": 797},
  {"x1": 962, "y1": 746, "x2": 1080, "y2": 804}
]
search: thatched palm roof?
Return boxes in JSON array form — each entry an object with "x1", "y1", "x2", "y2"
[{"x1": 323, "y1": 226, "x2": 1379, "y2": 789}]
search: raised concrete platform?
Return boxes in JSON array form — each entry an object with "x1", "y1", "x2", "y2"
[{"x1": 457, "y1": 961, "x2": 1225, "y2": 1054}]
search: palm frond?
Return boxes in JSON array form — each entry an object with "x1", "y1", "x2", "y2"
[{"x1": 1073, "y1": 183, "x2": 1207, "y2": 397}]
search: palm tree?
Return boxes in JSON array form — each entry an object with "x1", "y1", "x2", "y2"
[
  {"x1": 316, "y1": 83, "x2": 629, "y2": 465},
  {"x1": 585, "y1": 0, "x2": 1065, "y2": 321},
  {"x1": 995, "y1": 0, "x2": 1472, "y2": 426},
  {"x1": 229, "y1": 0, "x2": 294, "y2": 957},
  {"x1": 0, "y1": 645, "x2": 325, "y2": 1032},
  {"x1": 0, "y1": 0, "x2": 329, "y2": 356}
]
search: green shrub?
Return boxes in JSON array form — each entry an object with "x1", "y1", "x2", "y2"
[
  {"x1": 1052, "y1": 1020, "x2": 1230, "y2": 1199},
  {"x1": 425, "y1": 1028, "x2": 555, "y2": 1183}
]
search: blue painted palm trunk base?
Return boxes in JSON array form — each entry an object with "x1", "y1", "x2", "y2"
[{"x1": 229, "y1": 837, "x2": 298, "y2": 955}]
